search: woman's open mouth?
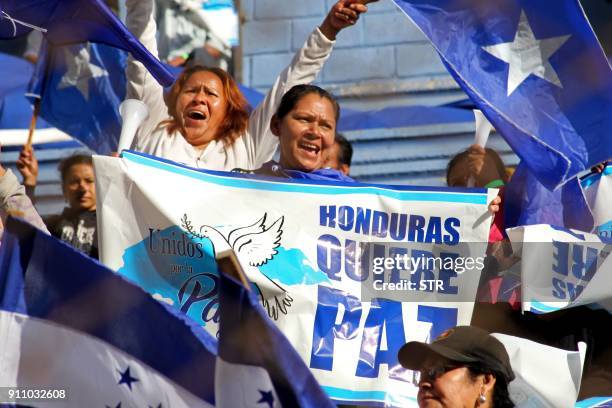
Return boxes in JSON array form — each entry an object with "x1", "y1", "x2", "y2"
[
  {"x1": 298, "y1": 141, "x2": 320, "y2": 158},
  {"x1": 184, "y1": 109, "x2": 208, "y2": 126}
]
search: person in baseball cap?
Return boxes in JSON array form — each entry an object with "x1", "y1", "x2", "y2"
[{"x1": 398, "y1": 325, "x2": 515, "y2": 408}]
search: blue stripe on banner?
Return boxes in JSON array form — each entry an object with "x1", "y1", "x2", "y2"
[
  {"x1": 575, "y1": 397, "x2": 612, "y2": 407},
  {"x1": 529, "y1": 300, "x2": 562, "y2": 314},
  {"x1": 322, "y1": 386, "x2": 417, "y2": 406},
  {"x1": 121, "y1": 150, "x2": 489, "y2": 205}
]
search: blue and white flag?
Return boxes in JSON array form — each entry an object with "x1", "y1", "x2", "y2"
[
  {"x1": 504, "y1": 161, "x2": 594, "y2": 232},
  {"x1": 215, "y1": 271, "x2": 334, "y2": 408},
  {"x1": 94, "y1": 151, "x2": 497, "y2": 406},
  {"x1": 0, "y1": 217, "x2": 216, "y2": 407},
  {"x1": 28, "y1": 41, "x2": 127, "y2": 154},
  {"x1": 0, "y1": 0, "x2": 174, "y2": 86},
  {"x1": 391, "y1": 0, "x2": 612, "y2": 190}
]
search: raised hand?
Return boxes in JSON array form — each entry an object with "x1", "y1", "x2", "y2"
[
  {"x1": 320, "y1": 0, "x2": 371, "y2": 40},
  {"x1": 16, "y1": 145, "x2": 39, "y2": 187}
]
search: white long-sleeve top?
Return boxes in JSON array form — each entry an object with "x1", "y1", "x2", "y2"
[{"x1": 126, "y1": 0, "x2": 335, "y2": 170}]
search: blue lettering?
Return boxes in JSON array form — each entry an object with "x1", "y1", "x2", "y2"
[
  {"x1": 356, "y1": 299, "x2": 407, "y2": 381},
  {"x1": 552, "y1": 277, "x2": 566, "y2": 299},
  {"x1": 372, "y1": 211, "x2": 389, "y2": 238},
  {"x1": 389, "y1": 214, "x2": 407, "y2": 241},
  {"x1": 552, "y1": 241, "x2": 569, "y2": 276},
  {"x1": 410, "y1": 250, "x2": 436, "y2": 292},
  {"x1": 443, "y1": 218, "x2": 460, "y2": 245},
  {"x1": 425, "y1": 216, "x2": 442, "y2": 243},
  {"x1": 317, "y1": 234, "x2": 342, "y2": 281},
  {"x1": 345, "y1": 239, "x2": 368, "y2": 282},
  {"x1": 389, "y1": 246, "x2": 408, "y2": 284},
  {"x1": 571, "y1": 244, "x2": 598, "y2": 282},
  {"x1": 408, "y1": 215, "x2": 426, "y2": 242},
  {"x1": 338, "y1": 206, "x2": 355, "y2": 232},
  {"x1": 439, "y1": 252, "x2": 459, "y2": 294},
  {"x1": 417, "y1": 305, "x2": 458, "y2": 340},
  {"x1": 310, "y1": 286, "x2": 363, "y2": 371},
  {"x1": 355, "y1": 208, "x2": 372, "y2": 235},
  {"x1": 320, "y1": 205, "x2": 336, "y2": 228}
]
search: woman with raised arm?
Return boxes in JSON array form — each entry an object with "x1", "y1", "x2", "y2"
[{"x1": 125, "y1": 0, "x2": 370, "y2": 170}]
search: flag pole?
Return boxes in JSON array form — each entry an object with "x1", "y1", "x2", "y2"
[
  {"x1": 25, "y1": 98, "x2": 41, "y2": 148},
  {"x1": 216, "y1": 249, "x2": 251, "y2": 290},
  {"x1": 25, "y1": 40, "x2": 53, "y2": 149}
]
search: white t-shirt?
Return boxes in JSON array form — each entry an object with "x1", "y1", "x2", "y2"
[{"x1": 126, "y1": 0, "x2": 335, "y2": 170}]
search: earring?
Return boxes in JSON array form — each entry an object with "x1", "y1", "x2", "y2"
[{"x1": 478, "y1": 393, "x2": 487, "y2": 404}]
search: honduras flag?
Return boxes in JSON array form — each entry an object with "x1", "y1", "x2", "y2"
[
  {"x1": 28, "y1": 41, "x2": 126, "y2": 154},
  {"x1": 504, "y1": 161, "x2": 594, "y2": 232},
  {"x1": 391, "y1": 0, "x2": 612, "y2": 190},
  {"x1": 0, "y1": 0, "x2": 174, "y2": 87},
  {"x1": 216, "y1": 267, "x2": 334, "y2": 408},
  {"x1": 0, "y1": 217, "x2": 216, "y2": 407}
]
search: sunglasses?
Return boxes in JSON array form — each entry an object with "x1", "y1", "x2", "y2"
[{"x1": 413, "y1": 364, "x2": 464, "y2": 385}]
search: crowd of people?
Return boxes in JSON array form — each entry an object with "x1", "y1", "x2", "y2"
[{"x1": 0, "y1": 0, "x2": 610, "y2": 406}]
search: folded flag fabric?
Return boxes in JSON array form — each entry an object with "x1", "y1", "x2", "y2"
[
  {"x1": 504, "y1": 161, "x2": 594, "y2": 232},
  {"x1": 391, "y1": 0, "x2": 612, "y2": 190},
  {"x1": 0, "y1": 0, "x2": 174, "y2": 87},
  {"x1": 0, "y1": 217, "x2": 216, "y2": 407},
  {"x1": 216, "y1": 270, "x2": 335, "y2": 408}
]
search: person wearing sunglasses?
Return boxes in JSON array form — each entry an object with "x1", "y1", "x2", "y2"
[{"x1": 398, "y1": 326, "x2": 515, "y2": 408}]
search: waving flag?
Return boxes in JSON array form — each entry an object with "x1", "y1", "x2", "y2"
[
  {"x1": 0, "y1": 0, "x2": 174, "y2": 86},
  {"x1": 391, "y1": 0, "x2": 612, "y2": 189},
  {"x1": 27, "y1": 41, "x2": 126, "y2": 154},
  {"x1": 0, "y1": 217, "x2": 216, "y2": 407},
  {"x1": 216, "y1": 266, "x2": 335, "y2": 408},
  {"x1": 504, "y1": 161, "x2": 594, "y2": 232}
]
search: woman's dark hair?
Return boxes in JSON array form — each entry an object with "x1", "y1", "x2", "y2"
[
  {"x1": 274, "y1": 84, "x2": 340, "y2": 121},
  {"x1": 162, "y1": 65, "x2": 249, "y2": 147},
  {"x1": 58, "y1": 154, "x2": 93, "y2": 184},
  {"x1": 335, "y1": 133, "x2": 353, "y2": 167},
  {"x1": 446, "y1": 147, "x2": 509, "y2": 186},
  {"x1": 466, "y1": 363, "x2": 515, "y2": 408}
]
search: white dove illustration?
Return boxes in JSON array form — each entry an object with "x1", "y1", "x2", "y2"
[{"x1": 182, "y1": 213, "x2": 293, "y2": 320}]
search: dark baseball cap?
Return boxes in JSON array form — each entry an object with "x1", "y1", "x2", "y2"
[{"x1": 398, "y1": 325, "x2": 515, "y2": 382}]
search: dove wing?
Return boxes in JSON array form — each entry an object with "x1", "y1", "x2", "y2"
[
  {"x1": 234, "y1": 216, "x2": 284, "y2": 267},
  {"x1": 227, "y1": 213, "x2": 267, "y2": 248}
]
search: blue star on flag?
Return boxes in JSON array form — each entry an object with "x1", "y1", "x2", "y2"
[
  {"x1": 117, "y1": 366, "x2": 139, "y2": 391},
  {"x1": 257, "y1": 389, "x2": 275, "y2": 408}
]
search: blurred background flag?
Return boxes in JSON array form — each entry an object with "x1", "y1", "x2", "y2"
[
  {"x1": 27, "y1": 41, "x2": 127, "y2": 154},
  {"x1": 0, "y1": 0, "x2": 174, "y2": 87},
  {"x1": 216, "y1": 267, "x2": 335, "y2": 408},
  {"x1": 0, "y1": 217, "x2": 217, "y2": 407},
  {"x1": 391, "y1": 0, "x2": 612, "y2": 190}
]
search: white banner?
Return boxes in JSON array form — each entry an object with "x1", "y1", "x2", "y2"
[
  {"x1": 507, "y1": 224, "x2": 611, "y2": 314},
  {"x1": 94, "y1": 151, "x2": 496, "y2": 406}
]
